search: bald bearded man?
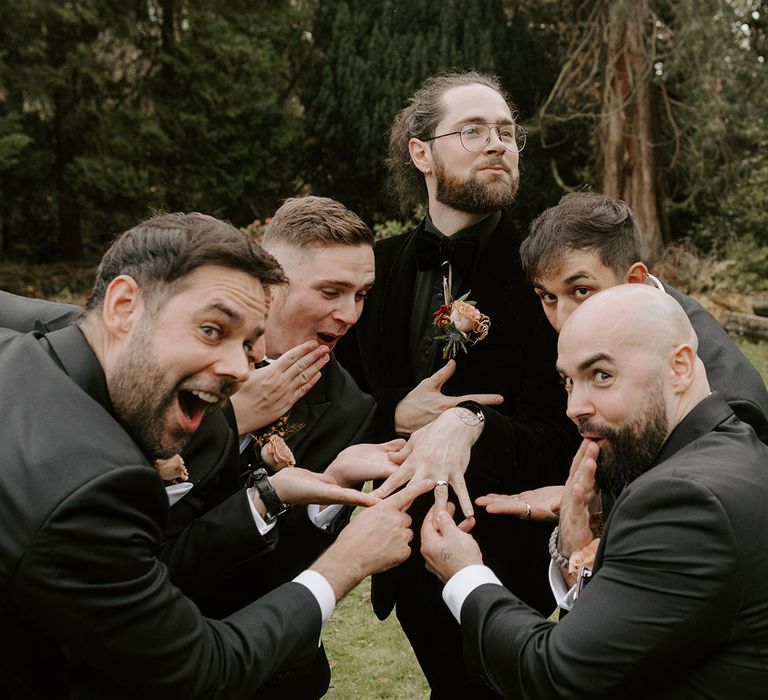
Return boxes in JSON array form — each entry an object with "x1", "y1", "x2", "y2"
[{"x1": 420, "y1": 285, "x2": 768, "y2": 699}]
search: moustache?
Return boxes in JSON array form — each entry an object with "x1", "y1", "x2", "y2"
[{"x1": 475, "y1": 158, "x2": 509, "y2": 173}]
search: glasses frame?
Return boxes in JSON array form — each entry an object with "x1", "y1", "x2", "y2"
[{"x1": 423, "y1": 122, "x2": 526, "y2": 153}]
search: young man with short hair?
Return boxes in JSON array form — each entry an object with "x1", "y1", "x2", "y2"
[{"x1": 0, "y1": 212, "x2": 430, "y2": 699}]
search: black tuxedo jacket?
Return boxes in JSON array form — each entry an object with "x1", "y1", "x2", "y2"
[
  {"x1": 0, "y1": 291, "x2": 374, "y2": 604},
  {"x1": 336, "y1": 212, "x2": 580, "y2": 616},
  {"x1": 0, "y1": 325, "x2": 321, "y2": 699},
  {"x1": 663, "y1": 282, "x2": 768, "y2": 443},
  {"x1": 460, "y1": 394, "x2": 768, "y2": 699}
]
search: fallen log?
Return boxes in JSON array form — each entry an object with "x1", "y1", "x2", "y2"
[{"x1": 722, "y1": 310, "x2": 768, "y2": 342}]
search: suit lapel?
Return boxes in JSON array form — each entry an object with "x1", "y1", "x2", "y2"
[
  {"x1": 373, "y1": 228, "x2": 420, "y2": 386},
  {"x1": 284, "y1": 369, "x2": 331, "y2": 449}
]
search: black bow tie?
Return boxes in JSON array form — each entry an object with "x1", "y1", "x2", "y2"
[{"x1": 414, "y1": 232, "x2": 479, "y2": 274}]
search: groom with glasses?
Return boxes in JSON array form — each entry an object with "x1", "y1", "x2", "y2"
[{"x1": 335, "y1": 70, "x2": 577, "y2": 699}]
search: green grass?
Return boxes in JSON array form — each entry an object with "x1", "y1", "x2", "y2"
[
  {"x1": 734, "y1": 337, "x2": 768, "y2": 386},
  {"x1": 324, "y1": 576, "x2": 429, "y2": 699}
]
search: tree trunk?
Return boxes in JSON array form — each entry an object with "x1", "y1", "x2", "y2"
[
  {"x1": 53, "y1": 86, "x2": 83, "y2": 260},
  {"x1": 598, "y1": 0, "x2": 669, "y2": 264}
]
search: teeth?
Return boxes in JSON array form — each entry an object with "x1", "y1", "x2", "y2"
[{"x1": 190, "y1": 390, "x2": 219, "y2": 404}]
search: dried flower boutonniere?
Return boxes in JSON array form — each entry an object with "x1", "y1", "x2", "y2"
[
  {"x1": 249, "y1": 414, "x2": 305, "y2": 472},
  {"x1": 432, "y1": 273, "x2": 490, "y2": 360}
]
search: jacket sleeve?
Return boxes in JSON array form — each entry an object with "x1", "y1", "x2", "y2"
[
  {"x1": 460, "y1": 476, "x2": 739, "y2": 699},
  {"x1": 11, "y1": 466, "x2": 321, "y2": 700}
]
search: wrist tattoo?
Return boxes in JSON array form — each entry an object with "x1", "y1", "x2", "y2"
[
  {"x1": 453, "y1": 407, "x2": 482, "y2": 426},
  {"x1": 440, "y1": 548, "x2": 451, "y2": 562}
]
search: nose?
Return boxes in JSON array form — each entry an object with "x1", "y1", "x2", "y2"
[
  {"x1": 214, "y1": 341, "x2": 252, "y2": 385},
  {"x1": 555, "y1": 299, "x2": 579, "y2": 333},
  {"x1": 483, "y1": 126, "x2": 507, "y2": 154},
  {"x1": 565, "y1": 382, "x2": 594, "y2": 423},
  {"x1": 332, "y1": 295, "x2": 360, "y2": 327}
]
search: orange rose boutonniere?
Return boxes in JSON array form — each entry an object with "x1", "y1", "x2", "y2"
[{"x1": 433, "y1": 286, "x2": 490, "y2": 360}]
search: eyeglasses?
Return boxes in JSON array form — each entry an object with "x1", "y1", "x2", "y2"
[{"x1": 423, "y1": 123, "x2": 526, "y2": 153}]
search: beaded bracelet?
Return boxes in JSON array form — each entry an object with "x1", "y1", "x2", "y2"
[{"x1": 548, "y1": 526, "x2": 570, "y2": 570}]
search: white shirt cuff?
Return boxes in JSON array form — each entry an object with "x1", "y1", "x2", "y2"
[
  {"x1": 548, "y1": 558, "x2": 577, "y2": 611},
  {"x1": 165, "y1": 481, "x2": 194, "y2": 507},
  {"x1": 306, "y1": 503, "x2": 343, "y2": 530},
  {"x1": 293, "y1": 569, "x2": 336, "y2": 628},
  {"x1": 245, "y1": 487, "x2": 278, "y2": 536},
  {"x1": 442, "y1": 564, "x2": 502, "y2": 623}
]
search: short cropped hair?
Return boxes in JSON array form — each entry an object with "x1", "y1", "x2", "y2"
[
  {"x1": 387, "y1": 70, "x2": 515, "y2": 214},
  {"x1": 520, "y1": 192, "x2": 643, "y2": 282},
  {"x1": 262, "y1": 196, "x2": 373, "y2": 249},
  {"x1": 86, "y1": 212, "x2": 287, "y2": 312}
]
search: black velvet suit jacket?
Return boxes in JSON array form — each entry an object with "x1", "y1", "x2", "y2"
[
  {"x1": 0, "y1": 324, "x2": 321, "y2": 699},
  {"x1": 460, "y1": 394, "x2": 768, "y2": 699},
  {"x1": 335, "y1": 213, "x2": 580, "y2": 616}
]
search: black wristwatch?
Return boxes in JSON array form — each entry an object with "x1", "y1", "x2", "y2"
[
  {"x1": 456, "y1": 400, "x2": 486, "y2": 424},
  {"x1": 250, "y1": 468, "x2": 287, "y2": 522}
]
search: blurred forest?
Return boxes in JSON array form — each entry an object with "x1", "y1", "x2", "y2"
[{"x1": 1, "y1": 0, "x2": 767, "y2": 267}]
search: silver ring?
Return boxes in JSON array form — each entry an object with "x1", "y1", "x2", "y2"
[
  {"x1": 520, "y1": 502, "x2": 532, "y2": 520},
  {"x1": 434, "y1": 480, "x2": 449, "y2": 488}
]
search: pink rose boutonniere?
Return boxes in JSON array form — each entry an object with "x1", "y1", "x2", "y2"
[{"x1": 433, "y1": 290, "x2": 490, "y2": 360}]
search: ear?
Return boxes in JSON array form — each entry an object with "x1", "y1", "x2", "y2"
[
  {"x1": 101, "y1": 275, "x2": 143, "y2": 339},
  {"x1": 408, "y1": 137, "x2": 432, "y2": 175},
  {"x1": 669, "y1": 343, "x2": 696, "y2": 393},
  {"x1": 625, "y1": 262, "x2": 649, "y2": 284}
]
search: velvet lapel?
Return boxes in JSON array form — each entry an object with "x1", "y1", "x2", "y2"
[{"x1": 373, "y1": 226, "x2": 421, "y2": 387}]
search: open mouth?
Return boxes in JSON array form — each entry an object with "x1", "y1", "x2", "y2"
[
  {"x1": 316, "y1": 332, "x2": 340, "y2": 349},
  {"x1": 177, "y1": 389, "x2": 221, "y2": 431}
]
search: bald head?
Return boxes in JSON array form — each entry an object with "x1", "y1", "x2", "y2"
[
  {"x1": 561, "y1": 284, "x2": 698, "y2": 362},
  {"x1": 557, "y1": 284, "x2": 711, "y2": 495}
]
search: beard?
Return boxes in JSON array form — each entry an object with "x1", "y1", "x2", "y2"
[
  {"x1": 109, "y1": 326, "x2": 187, "y2": 460},
  {"x1": 433, "y1": 152, "x2": 519, "y2": 214},
  {"x1": 581, "y1": 388, "x2": 669, "y2": 499}
]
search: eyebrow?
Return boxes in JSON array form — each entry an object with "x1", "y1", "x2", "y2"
[
  {"x1": 455, "y1": 118, "x2": 515, "y2": 127},
  {"x1": 557, "y1": 352, "x2": 614, "y2": 375},
  {"x1": 316, "y1": 277, "x2": 375, "y2": 290},
  {"x1": 204, "y1": 302, "x2": 242, "y2": 322},
  {"x1": 562, "y1": 271, "x2": 598, "y2": 285}
]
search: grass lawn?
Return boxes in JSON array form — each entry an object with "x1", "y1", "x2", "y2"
[{"x1": 324, "y1": 576, "x2": 429, "y2": 699}]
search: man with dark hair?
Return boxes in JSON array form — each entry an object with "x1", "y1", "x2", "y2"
[
  {"x1": 335, "y1": 71, "x2": 578, "y2": 698},
  {"x1": 422, "y1": 284, "x2": 768, "y2": 699},
  {"x1": 0, "y1": 211, "x2": 430, "y2": 699}
]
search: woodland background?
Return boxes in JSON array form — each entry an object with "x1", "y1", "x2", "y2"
[
  {"x1": 2, "y1": 3, "x2": 767, "y2": 697},
  {"x1": 1, "y1": 0, "x2": 767, "y2": 270}
]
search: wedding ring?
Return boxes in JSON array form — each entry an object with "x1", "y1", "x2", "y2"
[
  {"x1": 520, "y1": 502, "x2": 532, "y2": 520},
  {"x1": 434, "y1": 480, "x2": 449, "y2": 488}
]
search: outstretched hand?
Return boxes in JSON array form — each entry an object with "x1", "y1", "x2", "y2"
[
  {"x1": 310, "y1": 478, "x2": 436, "y2": 600},
  {"x1": 230, "y1": 340, "x2": 330, "y2": 434},
  {"x1": 476, "y1": 485, "x2": 564, "y2": 522},
  {"x1": 269, "y1": 467, "x2": 377, "y2": 509},
  {"x1": 325, "y1": 439, "x2": 406, "y2": 488},
  {"x1": 394, "y1": 360, "x2": 503, "y2": 435},
  {"x1": 371, "y1": 406, "x2": 484, "y2": 520}
]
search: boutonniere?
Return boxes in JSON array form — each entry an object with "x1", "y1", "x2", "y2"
[
  {"x1": 154, "y1": 454, "x2": 189, "y2": 484},
  {"x1": 250, "y1": 415, "x2": 305, "y2": 471},
  {"x1": 432, "y1": 273, "x2": 490, "y2": 360}
]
